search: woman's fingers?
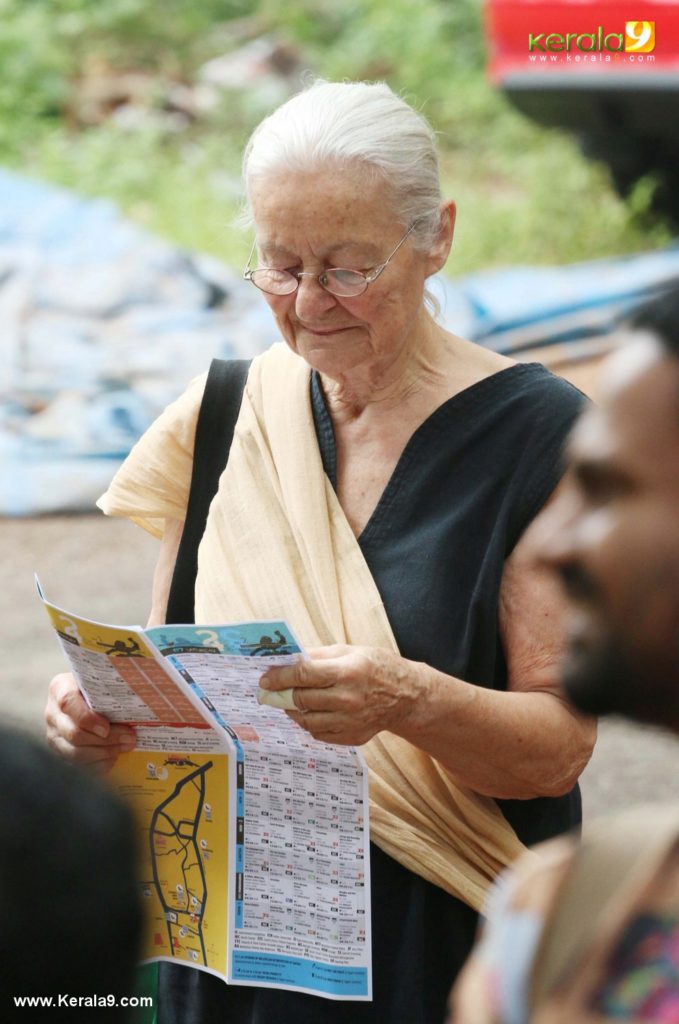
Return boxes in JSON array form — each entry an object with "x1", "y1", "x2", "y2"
[
  {"x1": 45, "y1": 672, "x2": 136, "y2": 768},
  {"x1": 259, "y1": 651, "x2": 348, "y2": 693},
  {"x1": 47, "y1": 730, "x2": 135, "y2": 774},
  {"x1": 51, "y1": 676, "x2": 108, "y2": 735},
  {"x1": 259, "y1": 645, "x2": 417, "y2": 745}
]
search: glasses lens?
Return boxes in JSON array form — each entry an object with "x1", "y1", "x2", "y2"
[
  {"x1": 323, "y1": 269, "x2": 368, "y2": 297},
  {"x1": 250, "y1": 269, "x2": 298, "y2": 295}
]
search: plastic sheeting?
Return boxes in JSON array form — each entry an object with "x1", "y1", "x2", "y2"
[
  {"x1": 2, "y1": 168, "x2": 679, "y2": 514},
  {"x1": 0, "y1": 170, "x2": 279, "y2": 515}
]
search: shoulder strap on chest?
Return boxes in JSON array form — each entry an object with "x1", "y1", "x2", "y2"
[{"x1": 165, "y1": 358, "x2": 251, "y2": 625}]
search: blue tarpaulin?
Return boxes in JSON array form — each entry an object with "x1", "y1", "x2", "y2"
[{"x1": 2, "y1": 168, "x2": 678, "y2": 514}]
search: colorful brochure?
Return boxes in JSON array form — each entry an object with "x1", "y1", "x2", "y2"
[{"x1": 39, "y1": 583, "x2": 372, "y2": 1001}]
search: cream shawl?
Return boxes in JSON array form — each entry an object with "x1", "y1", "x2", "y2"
[{"x1": 99, "y1": 342, "x2": 532, "y2": 911}]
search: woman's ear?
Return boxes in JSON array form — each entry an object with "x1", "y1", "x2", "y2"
[{"x1": 426, "y1": 200, "x2": 456, "y2": 276}]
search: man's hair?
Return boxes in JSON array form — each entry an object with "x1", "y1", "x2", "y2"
[
  {"x1": 0, "y1": 728, "x2": 142, "y2": 1019},
  {"x1": 630, "y1": 280, "x2": 679, "y2": 359}
]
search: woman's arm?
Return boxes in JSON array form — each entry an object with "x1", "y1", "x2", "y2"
[
  {"x1": 399, "y1": 539, "x2": 597, "y2": 798},
  {"x1": 147, "y1": 517, "x2": 184, "y2": 627},
  {"x1": 260, "y1": 529, "x2": 597, "y2": 800}
]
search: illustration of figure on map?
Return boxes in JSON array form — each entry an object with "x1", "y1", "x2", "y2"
[
  {"x1": 164, "y1": 755, "x2": 199, "y2": 769},
  {"x1": 239, "y1": 630, "x2": 294, "y2": 656},
  {"x1": 153, "y1": 633, "x2": 194, "y2": 651},
  {"x1": 96, "y1": 636, "x2": 142, "y2": 657}
]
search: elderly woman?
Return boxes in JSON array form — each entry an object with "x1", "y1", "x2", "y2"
[{"x1": 45, "y1": 81, "x2": 596, "y2": 1023}]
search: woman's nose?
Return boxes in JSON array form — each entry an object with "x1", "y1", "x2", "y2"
[{"x1": 294, "y1": 274, "x2": 338, "y2": 319}]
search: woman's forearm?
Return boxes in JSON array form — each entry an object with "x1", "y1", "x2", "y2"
[
  {"x1": 260, "y1": 645, "x2": 596, "y2": 800},
  {"x1": 391, "y1": 659, "x2": 596, "y2": 800}
]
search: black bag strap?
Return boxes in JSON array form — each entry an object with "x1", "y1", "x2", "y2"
[{"x1": 165, "y1": 358, "x2": 251, "y2": 625}]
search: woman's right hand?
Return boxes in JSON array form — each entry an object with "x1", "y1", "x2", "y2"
[{"x1": 45, "y1": 672, "x2": 137, "y2": 773}]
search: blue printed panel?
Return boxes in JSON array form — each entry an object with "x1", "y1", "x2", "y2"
[
  {"x1": 231, "y1": 950, "x2": 369, "y2": 997},
  {"x1": 147, "y1": 622, "x2": 301, "y2": 657}
]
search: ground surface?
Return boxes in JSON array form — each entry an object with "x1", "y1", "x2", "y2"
[{"x1": 1, "y1": 514, "x2": 677, "y2": 822}]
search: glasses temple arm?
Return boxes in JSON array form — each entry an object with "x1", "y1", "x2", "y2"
[
  {"x1": 366, "y1": 221, "x2": 419, "y2": 283},
  {"x1": 243, "y1": 239, "x2": 257, "y2": 278}
]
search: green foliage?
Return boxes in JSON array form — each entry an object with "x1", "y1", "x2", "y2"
[
  {"x1": 29, "y1": 124, "x2": 249, "y2": 263},
  {"x1": 0, "y1": 0, "x2": 672, "y2": 274},
  {"x1": 443, "y1": 129, "x2": 671, "y2": 274},
  {"x1": 0, "y1": 0, "x2": 249, "y2": 137}
]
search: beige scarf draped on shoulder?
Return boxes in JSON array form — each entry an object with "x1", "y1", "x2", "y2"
[{"x1": 103, "y1": 343, "x2": 530, "y2": 910}]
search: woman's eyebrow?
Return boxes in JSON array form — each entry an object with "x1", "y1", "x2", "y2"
[
  {"x1": 260, "y1": 241, "x2": 382, "y2": 261},
  {"x1": 260, "y1": 243, "x2": 295, "y2": 256},
  {"x1": 257, "y1": 244, "x2": 297, "y2": 260},
  {"x1": 328, "y1": 240, "x2": 381, "y2": 257}
]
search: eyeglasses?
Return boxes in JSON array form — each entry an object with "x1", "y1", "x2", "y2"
[{"x1": 243, "y1": 221, "x2": 419, "y2": 298}]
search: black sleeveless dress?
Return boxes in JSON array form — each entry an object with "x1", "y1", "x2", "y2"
[{"x1": 159, "y1": 363, "x2": 587, "y2": 1024}]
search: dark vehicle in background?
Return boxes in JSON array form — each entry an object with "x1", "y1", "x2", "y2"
[{"x1": 485, "y1": 0, "x2": 679, "y2": 224}]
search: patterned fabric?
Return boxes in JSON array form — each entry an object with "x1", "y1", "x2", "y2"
[{"x1": 592, "y1": 912, "x2": 679, "y2": 1021}]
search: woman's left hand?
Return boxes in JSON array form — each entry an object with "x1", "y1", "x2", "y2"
[{"x1": 258, "y1": 644, "x2": 420, "y2": 746}]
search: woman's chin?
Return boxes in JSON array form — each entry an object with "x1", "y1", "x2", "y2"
[{"x1": 288, "y1": 333, "x2": 368, "y2": 378}]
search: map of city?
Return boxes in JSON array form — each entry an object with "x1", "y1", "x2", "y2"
[
  {"x1": 151, "y1": 760, "x2": 212, "y2": 964},
  {"x1": 111, "y1": 750, "x2": 230, "y2": 974},
  {"x1": 39, "y1": 588, "x2": 372, "y2": 999}
]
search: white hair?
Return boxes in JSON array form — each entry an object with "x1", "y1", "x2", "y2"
[{"x1": 242, "y1": 80, "x2": 444, "y2": 253}]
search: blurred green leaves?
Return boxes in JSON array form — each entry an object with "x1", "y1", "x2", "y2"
[{"x1": 0, "y1": 0, "x2": 671, "y2": 272}]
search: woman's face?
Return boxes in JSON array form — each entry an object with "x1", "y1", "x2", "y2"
[{"x1": 248, "y1": 165, "x2": 442, "y2": 381}]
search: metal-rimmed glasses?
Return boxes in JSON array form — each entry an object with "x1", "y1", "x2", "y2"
[{"x1": 242, "y1": 220, "x2": 419, "y2": 298}]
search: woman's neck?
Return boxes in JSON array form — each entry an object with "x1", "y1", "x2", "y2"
[{"x1": 320, "y1": 317, "x2": 458, "y2": 426}]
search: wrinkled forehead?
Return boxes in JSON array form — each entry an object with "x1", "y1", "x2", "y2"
[
  {"x1": 251, "y1": 162, "x2": 373, "y2": 202},
  {"x1": 250, "y1": 166, "x2": 403, "y2": 256},
  {"x1": 249, "y1": 164, "x2": 399, "y2": 231}
]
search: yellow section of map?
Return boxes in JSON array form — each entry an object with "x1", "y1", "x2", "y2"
[{"x1": 111, "y1": 750, "x2": 230, "y2": 974}]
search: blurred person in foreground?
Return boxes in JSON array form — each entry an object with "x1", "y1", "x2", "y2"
[
  {"x1": 0, "y1": 726, "x2": 143, "y2": 1021},
  {"x1": 451, "y1": 283, "x2": 679, "y2": 1024},
  {"x1": 44, "y1": 80, "x2": 596, "y2": 1023}
]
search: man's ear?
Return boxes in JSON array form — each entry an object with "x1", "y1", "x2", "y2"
[{"x1": 426, "y1": 200, "x2": 456, "y2": 276}]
